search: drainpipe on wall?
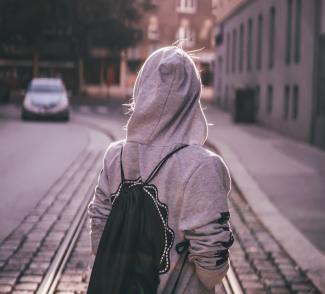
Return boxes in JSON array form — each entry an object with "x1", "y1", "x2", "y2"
[
  {"x1": 99, "y1": 59, "x2": 105, "y2": 86},
  {"x1": 78, "y1": 57, "x2": 84, "y2": 94},
  {"x1": 120, "y1": 51, "x2": 127, "y2": 97},
  {"x1": 32, "y1": 50, "x2": 39, "y2": 78},
  {"x1": 310, "y1": 0, "x2": 321, "y2": 145}
]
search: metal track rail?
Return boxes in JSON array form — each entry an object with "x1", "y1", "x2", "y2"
[
  {"x1": 36, "y1": 116, "x2": 244, "y2": 294},
  {"x1": 36, "y1": 117, "x2": 115, "y2": 294},
  {"x1": 222, "y1": 263, "x2": 244, "y2": 294},
  {"x1": 36, "y1": 177, "x2": 97, "y2": 294},
  {"x1": 205, "y1": 141, "x2": 244, "y2": 294}
]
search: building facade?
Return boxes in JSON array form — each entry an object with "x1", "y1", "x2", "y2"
[
  {"x1": 0, "y1": 0, "x2": 216, "y2": 98},
  {"x1": 123, "y1": 0, "x2": 216, "y2": 97},
  {"x1": 213, "y1": 0, "x2": 325, "y2": 149}
]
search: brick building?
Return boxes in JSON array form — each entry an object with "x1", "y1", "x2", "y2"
[
  {"x1": 0, "y1": 1, "x2": 216, "y2": 100},
  {"x1": 118, "y1": 0, "x2": 216, "y2": 99}
]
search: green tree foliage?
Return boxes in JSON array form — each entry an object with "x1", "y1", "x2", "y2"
[{"x1": 0, "y1": 0, "x2": 154, "y2": 55}]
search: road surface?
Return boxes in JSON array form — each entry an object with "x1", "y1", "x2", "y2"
[{"x1": 0, "y1": 108, "x2": 88, "y2": 242}]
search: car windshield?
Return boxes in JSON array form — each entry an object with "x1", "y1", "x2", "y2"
[{"x1": 29, "y1": 84, "x2": 64, "y2": 93}]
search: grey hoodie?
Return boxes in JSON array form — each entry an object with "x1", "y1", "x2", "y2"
[{"x1": 87, "y1": 46, "x2": 233, "y2": 293}]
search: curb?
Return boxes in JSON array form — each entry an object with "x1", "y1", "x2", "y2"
[{"x1": 207, "y1": 139, "x2": 325, "y2": 293}]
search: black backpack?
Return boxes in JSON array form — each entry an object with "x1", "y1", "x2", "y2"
[{"x1": 87, "y1": 144, "x2": 188, "y2": 294}]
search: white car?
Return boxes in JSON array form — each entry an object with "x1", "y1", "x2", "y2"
[{"x1": 22, "y1": 78, "x2": 69, "y2": 121}]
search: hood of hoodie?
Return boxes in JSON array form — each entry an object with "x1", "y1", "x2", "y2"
[{"x1": 126, "y1": 46, "x2": 208, "y2": 147}]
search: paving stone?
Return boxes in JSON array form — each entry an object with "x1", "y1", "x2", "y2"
[
  {"x1": 0, "y1": 250, "x2": 14, "y2": 261},
  {"x1": 269, "y1": 287, "x2": 291, "y2": 294},
  {"x1": 234, "y1": 266, "x2": 255, "y2": 275},
  {"x1": 33, "y1": 255, "x2": 53, "y2": 263},
  {"x1": 60, "y1": 274, "x2": 83, "y2": 282},
  {"x1": 62, "y1": 269, "x2": 85, "y2": 275},
  {"x1": 245, "y1": 290, "x2": 267, "y2": 294},
  {"x1": 241, "y1": 280, "x2": 265, "y2": 290},
  {"x1": 15, "y1": 283, "x2": 38, "y2": 291},
  {"x1": 291, "y1": 283, "x2": 316, "y2": 292},
  {"x1": 0, "y1": 272, "x2": 20, "y2": 279},
  {"x1": 9, "y1": 257, "x2": 31, "y2": 264},
  {"x1": 24, "y1": 268, "x2": 47, "y2": 276},
  {"x1": 239, "y1": 274, "x2": 259, "y2": 282},
  {"x1": 0, "y1": 285, "x2": 13, "y2": 293},
  {"x1": 0, "y1": 276, "x2": 17, "y2": 286},
  {"x1": 11, "y1": 156, "x2": 323, "y2": 293},
  {"x1": 264, "y1": 278, "x2": 286, "y2": 288},
  {"x1": 228, "y1": 188, "x2": 319, "y2": 293},
  {"x1": 24, "y1": 216, "x2": 40, "y2": 223},
  {"x1": 0, "y1": 243, "x2": 20, "y2": 252},
  {"x1": 19, "y1": 275, "x2": 43, "y2": 283},
  {"x1": 297, "y1": 290, "x2": 319, "y2": 294},
  {"x1": 26, "y1": 234, "x2": 45, "y2": 242},
  {"x1": 18, "y1": 244, "x2": 40, "y2": 253},
  {"x1": 286, "y1": 275, "x2": 309, "y2": 283},
  {"x1": 277, "y1": 263, "x2": 296, "y2": 271},
  {"x1": 28, "y1": 262, "x2": 50, "y2": 270},
  {"x1": 56, "y1": 282, "x2": 88, "y2": 291},
  {"x1": 3, "y1": 262, "x2": 26, "y2": 271},
  {"x1": 259, "y1": 272, "x2": 283, "y2": 280}
]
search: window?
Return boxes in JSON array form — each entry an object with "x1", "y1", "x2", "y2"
[
  {"x1": 225, "y1": 85, "x2": 229, "y2": 110},
  {"x1": 226, "y1": 33, "x2": 230, "y2": 74},
  {"x1": 232, "y1": 29, "x2": 237, "y2": 73},
  {"x1": 127, "y1": 47, "x2": 140, "y2": 60},
  {"x1": 239, "y1": 24, "x2": 244, "y2": 72},
  {"x1": 294, "y1": 0, "x2": 301, "y2": 63},
  {"x1": 255, "y1": 85, "x2": 260, "y2": 112},
  {"x1": 217, "y1": 56, "x2": 223, "y2": 100},
  {"x1": 285, "y1": 0, "x2": 293, "y2": 64},
  {"x1": 283, "y1": 85, "x2": 290, "y2": 119},
  {"x1": 257, "y1": 14, "x2": 263, "y2": 70},
  {"x1": 148, "y1": 16, "x2": 159, "y2": 41},
  {"x1": 247, "y1": 18, "x2": 253, "y2": 71},
  {"x1": 177, "y1": 26, "x2": 196, "y2": 47},
  {"x1": 267, "y1": 85, "x2": 273, "y2": 114},
  {"x1": 292, "y1": 85, "x2": 299, "y2": 119},
  {"x1": 218, "y1": 56, "x2": 223, "y2": 74},
  {"x1": 149, "y1": 44, "x2": 160, "y2": 54},
  {"x1": 269, "y1": 6, "x2": 276, "y2": 69},
  {"x1": 176, "y1": 0, "x2": 197, "y2": 13}
]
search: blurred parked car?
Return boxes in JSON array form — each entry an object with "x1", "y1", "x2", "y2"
[
  {"x1": 0, "y1": 80, "x2": 10, "y2": 104},
  {"x1": 22, "y1": 78, "x2": 69, "y2": 121}
]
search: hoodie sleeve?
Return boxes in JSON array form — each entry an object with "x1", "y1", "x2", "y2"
[
  {"x1": 179, "y1": 156, "x2": 233, "y2": 289},
  {"x1": 87, "y1": 150, "x2": 113, "y2": 255}
]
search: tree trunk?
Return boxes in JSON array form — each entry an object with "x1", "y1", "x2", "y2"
[
  {"x1": 120, "y1": 51, "x2": 127, "y2": 95},
  {"x1": 32, "y1": 50, "x2": 39, "y2": 77},
  {"x1": 78, "y1": 57, "x2": 84, "y2": 94}
]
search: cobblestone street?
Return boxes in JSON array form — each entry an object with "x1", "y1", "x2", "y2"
[
  {"x1": 0, "y1": 104, "x2": 322, "y2": 293},
  {"x1": 55, "y1": 219, "x2": 90, "y2": 294},
  {"x1": 1, "y1": 0, "x2": 325, "y2": 292},
  {"x1": 0, "y1": 171, "x2": 320, "y2": 293},
  {"x1": 229, "y1": 189, "x2": 319, "y2": 293},
  {"x1": 0, "y1": 110, "x2": 107, "y2": 293}
]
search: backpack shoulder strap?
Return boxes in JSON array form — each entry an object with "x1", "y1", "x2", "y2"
[
  {"x1": 144, "y1": 144, "x2": 188, "y2": 184},
  {"x1": 120, "y1": 146, "x2": 126, "y2": 183}
]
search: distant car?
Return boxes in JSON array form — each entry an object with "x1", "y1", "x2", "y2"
[
  {"x1": 21, "y1": 78, "x2": 69, "y2": 121},
  {"x1": 0, "y1": 80, "x2": 10, "y2": 104}
]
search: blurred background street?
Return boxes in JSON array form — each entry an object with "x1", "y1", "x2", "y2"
[{"x1": 0, "y1": 0, "x2": 325, "y2": 293}]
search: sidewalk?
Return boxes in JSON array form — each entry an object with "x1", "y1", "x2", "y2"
[{"x1": 204, "y1": 105, "x2": 325, "y2": 292}]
